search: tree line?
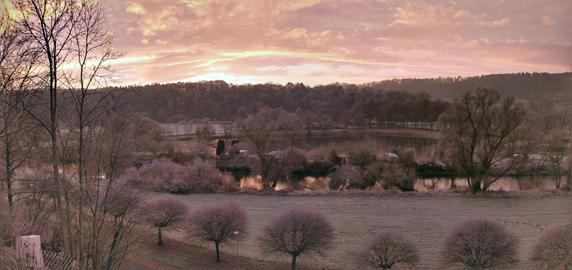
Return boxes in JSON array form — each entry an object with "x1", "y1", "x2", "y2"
[
  {"x1": 106, "y1": 71, "x2": 572, "y2": 125},
  {"x1": 365, "y1": 72, "x2": 572, "y2": 100},
  {"x1": 111, "y1": 81, "x2": 450, "y2": 126}
]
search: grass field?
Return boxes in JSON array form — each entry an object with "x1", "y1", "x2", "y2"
[{"x1": 146, "y1": 192, "x2": 572, "y2": 270}]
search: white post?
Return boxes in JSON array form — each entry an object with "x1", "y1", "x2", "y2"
[
  {"x1": 233, "y1": 231, "x2": 240, "y2": 270},
  {"x1": 16, "y1": 235, "x2": 45, "y2": 269}
]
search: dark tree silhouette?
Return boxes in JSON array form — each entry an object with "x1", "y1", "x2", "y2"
[
  {"x1": 216, "y1": 139, "x2": 225, "y2": 156},
  {"x1": 439, "y1": 88, "x2": 525, "y2": 193}
]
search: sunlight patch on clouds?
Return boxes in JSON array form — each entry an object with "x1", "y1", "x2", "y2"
[
  {"x1": 479, "y1": 18, "x2": 510, "y2": 28},
  {"x1": 256, "y1": 63, "x2": 367, "y2": 77},
  {"x1": 214, "y1": 50, "x2": 397, "y2": 70},
  {"x1": 184, "y1": 72, "x2": 266, "y2": 84},
  {"x1": 61, "y1": 54, "x2": 155, "y2": 70},
  {"x1": 540, "y1": 15, "x2": 555, "y2": 26},
  {"x1": 390, "y1": 4, "x2": 471, "y2": 26},
  {"x1": 257, "y1": 63, "x2": 330, "y2": 76},
  {"x1": 126, "y1": 2, "x2": 146, "y2": 15},
  {"x1": 141, "y1": 10, "x2": 175, "y2": 37}
]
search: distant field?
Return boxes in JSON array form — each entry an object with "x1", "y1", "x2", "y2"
[{"x1": 162, "y1": 192, "x2": 572, "y2": 270}]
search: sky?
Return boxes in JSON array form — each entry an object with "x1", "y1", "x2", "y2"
[{"x1": 97, "y1": 0, "x2": 572, "y2": 85}]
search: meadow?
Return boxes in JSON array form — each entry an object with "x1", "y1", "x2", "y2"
[{"x1": 132, "y1": 192, "x2": 572, "y2": 270}]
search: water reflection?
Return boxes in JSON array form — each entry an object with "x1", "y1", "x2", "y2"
[
  {"x1": 240, "y1": 175, "x2": 567, "y2": 192},
  {"x1": 414, "y1": 177, "x2": 568, "y2": 192},
  {"x1": 298, "y1": 133, "x2": 437, "y2": 149}
]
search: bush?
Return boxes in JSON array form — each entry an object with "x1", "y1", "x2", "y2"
[
  {"x1": 124, "y1": 159, "x2": 236, "y2": 194},
  {"x1": 350, "y1": 158, "x2": 417, "y2": 191},
  {"x1": 259, "y1": 209, "x2": 334, "y2": 270},
  {"x1": 531, "y1": 224, "x2": 572, "y2": 269},
  {"x1": 360, "y1": 232, "x2": 418, "y2": 269},
  {"x1": 328, "y1": 165, "x2": 362, "y2": 190},
  {"x1": 216, "y1": 139, "x2": 225, "y2": 156},
  {"x1": 349, "y1": 150, "x2": 377, "y2": 167},
  {"x1": 442, "y1": 220, "x2": 518, "y2": 269},
  {"x1": 124, "y1": 159, "x2": 180, "y2": 190},
  {"x1": 328, "y1": 150, "x2": 342, "y2": 166},
  {"x1": 187, "y1": 202, "x2": 248, "y2": 262},
  {"x1": 217, "y1": 165, "x2": 252, "y2": 182},
  {"x1": 290, "y1": 161, "x2": 335, "y2": 182},
  {"x1": 416, "y1": 162, "x2": 455, "y2": 178},
  {"x1": 380, "y1": 163, "x2": 415, "y2": 191},
  {"x1": 174, "y1": 159, "x2": 234, "y2": 193}
]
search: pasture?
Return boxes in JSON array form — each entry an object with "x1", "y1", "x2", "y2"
[{"x1": 138, "y1": 192, "x2": 572, "y2": 270}]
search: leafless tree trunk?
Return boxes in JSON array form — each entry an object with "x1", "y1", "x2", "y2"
[
  {"x1": 82, "y1": 114, "x2": 141, "y2": 270},
  {"x1": 0, "y1": 13, "x2": 39, "y2": 214},
  {"x1": 13, "y1": 0, "x2": 82, "y2": 253},
  {"x1": 239, "y1": 108, "x2": 303, "y2": 189},
  {"x1": 60, "y1": 0, "x2": 116, "y2": 267},
  {"x1": 439, "y1": 89, "x2": 525, "y2": 193}
]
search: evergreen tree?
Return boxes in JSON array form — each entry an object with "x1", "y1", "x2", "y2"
[{"x1": 216, "y1": 139, "x2": 225, "y2": 156}]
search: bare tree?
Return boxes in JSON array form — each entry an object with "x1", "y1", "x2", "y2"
[
  {"x1": 239, "y1": 107, "x2": 303, "y2": 189},
  {"x1": 359, "y1": 232, "x2": 418, "y2": 269},
  {"x1": 328, "y1": 164, "x2": 361, "y2": 190},
  {"x1": 186, "y1": 202, "x2": 248, "y2": 263},
  {"x1": 525, "y1": 96, "x2": 571, "y2": 188},
  {"x1": 82, "y1": 113, "x2": 146, "y2": 270},
  {"x1": 142, "y1": 196, "x2": 188, "y2": 246},
  {"x1": 10, "y1": 3, "x2": 140, "y2": 268},
  {"x1": 86, "y1": 177, "x2": 141, "y2": 270},
  {"x1": 0, "y1": 17, "x2": 40, "y2": 213},
  {"x1": 259, "y1": 209, "x2": 334, "y2": 270},
  {"x1": 196, "y1": 120, "x2": 215, "y2": 143},
  {"x1": 442, "y1": 220, "x2": 518, "y2": 269},
  {"x1": 439, "y1": 88, "x2": 525, "y2": 193},
  {"x1": 61, "y1": 0, "x2": 116, "y2": 266},
  {"x1": 531, "y1": 224, "x2": 572, "y2": 269},
  {"x1": 546, "y1": 128, "x2": 570, "y2": 189},
  {"x1": 12, "y1": 0, "x2": 82, "y2": 252},
  {"x1": 238, "y1": 108, "x2": 277, "y2": 189}
]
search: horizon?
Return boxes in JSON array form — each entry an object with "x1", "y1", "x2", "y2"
[
  {"x1": 104, "y1": 71, "x2": 571, "y2": 88},
  {"x1": 97, "y1": 0, "x2": 572, "y2": 86},
  {"x1": 1, "y1": 1, "x2": 572, "y2": 269}
]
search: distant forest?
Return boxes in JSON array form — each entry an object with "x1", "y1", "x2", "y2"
[
  {"x1": 112, "y1": 72, "x2": 571, "y2": 123},
  {"x1": 366, "y1": 72, "x2": 572, "y2": 99}
]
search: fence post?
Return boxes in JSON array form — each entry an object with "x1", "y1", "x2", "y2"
[{"x1": 16, "y1": 235, "x2": 45, "y2": 270}]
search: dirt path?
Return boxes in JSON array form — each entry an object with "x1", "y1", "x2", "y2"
[{"x1": 167, "y1": 192, "x2": 572, "y2": 270}]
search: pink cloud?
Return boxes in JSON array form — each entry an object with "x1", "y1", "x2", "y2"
[{"x1": 101, "y1": 0, "x2": 572, "y2": 86}]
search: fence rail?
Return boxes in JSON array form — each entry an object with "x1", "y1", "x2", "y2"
[{"x1": 160, "y1": 121, "x2": 444, "y2": 138}]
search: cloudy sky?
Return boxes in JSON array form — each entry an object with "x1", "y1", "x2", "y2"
[{"x1": 100, "y1": 0, "x2": 572, "y2": 85}]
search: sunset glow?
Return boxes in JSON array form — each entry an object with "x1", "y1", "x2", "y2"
[{"x1": 102, "y1": 0, "x2": 570, "y2": 85}]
